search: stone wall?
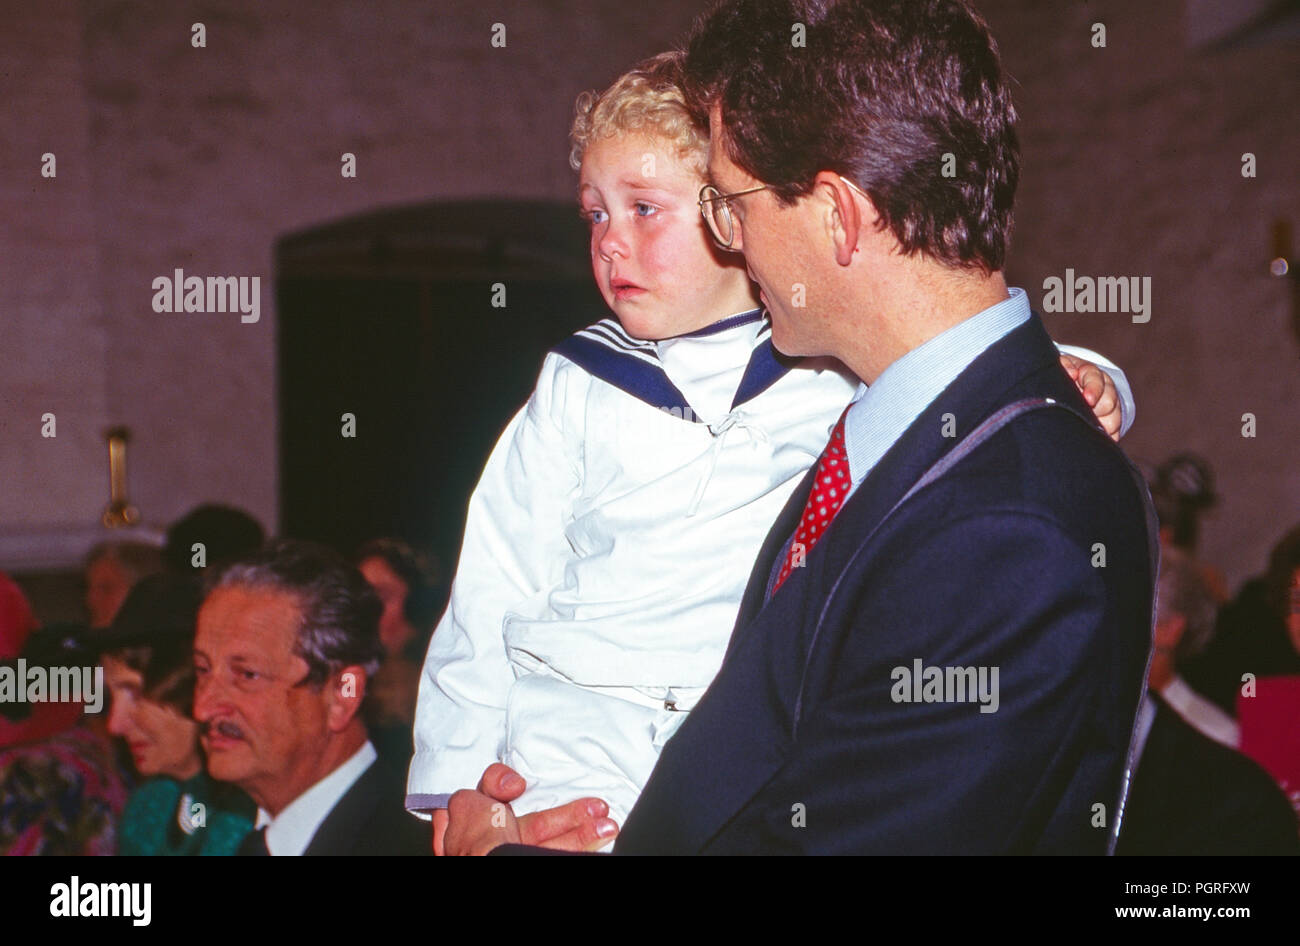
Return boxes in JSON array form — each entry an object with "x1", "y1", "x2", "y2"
[
  {"x1": 2, "y1": 0, "x2": 1296, "y2": 592},
  {"x1": 0, "y1": 0, "x2": 703, "y2": 571},
  {"x1": 980, "y1": 0, "x2": 1300, "y2": 588}
]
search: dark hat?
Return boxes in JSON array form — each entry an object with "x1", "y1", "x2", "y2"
[
  {"x1": 164, "y1": 504, "x2": 265, "y2": 573},
  {"x1": 91, "y1": 572, "x2": 203, "y2": 656}
]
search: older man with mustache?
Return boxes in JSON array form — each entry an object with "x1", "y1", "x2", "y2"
[{"x1": 193, "y1": 540, "x2": 428, "y2": 856}]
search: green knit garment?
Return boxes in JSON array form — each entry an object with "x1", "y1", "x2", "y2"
[{"x1": 118, "y1": 772, "x2": 255, "y2": 856}]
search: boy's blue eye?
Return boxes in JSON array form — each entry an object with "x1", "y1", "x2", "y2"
[
  {"x1": 584, "y1": 208, "x2": 608, "y2": 225},
  {"x1": 634, "y1": 202, "x2": 657, "y2": 217}
]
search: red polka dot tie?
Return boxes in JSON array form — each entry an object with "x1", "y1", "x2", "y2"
[{"x1": 773, "y1": 408, "x2": 852, "y2": 593}]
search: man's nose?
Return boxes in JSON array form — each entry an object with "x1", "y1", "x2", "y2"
[{"x1": 192, "y1": 673, "x2": 225, "y2": 723}]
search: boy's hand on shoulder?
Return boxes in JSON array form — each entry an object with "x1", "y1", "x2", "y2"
[
  {"x1": 1059, "y1": 353, "x2": 1122, "y2": 441},
  {"x1": 437, "y1": 763, "x2": 619, "y2": 855}
]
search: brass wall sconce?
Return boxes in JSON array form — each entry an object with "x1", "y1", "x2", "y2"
[{"x1": 102, "y1": 425, "x2": 140, "y2": 527}]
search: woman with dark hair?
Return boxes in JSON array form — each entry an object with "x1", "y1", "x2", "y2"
[
  {"x1": 355, "y1": 538, "x2": 441, "y2": 763},
  {"x1": 97, "y1": 573, "x2": 254, "y2": 855},
  {"x1": 355, "y1": 538, "x2": 440, "y2": 661}
]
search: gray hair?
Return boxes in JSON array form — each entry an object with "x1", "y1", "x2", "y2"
[
  {"x1": 1155, "y1": 547, "x2": 1218, "y2": 661},
  {"x1": 208, "y1": 539, "x2": 383, "y2": 686}
]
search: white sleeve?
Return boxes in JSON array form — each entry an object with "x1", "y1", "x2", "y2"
[
  {"x1": 1054, "y1": 342, "x2": 1137, "y2": 439},
  {"x1": 405, "y1": 354, "x2": 583, "y2": 817}
]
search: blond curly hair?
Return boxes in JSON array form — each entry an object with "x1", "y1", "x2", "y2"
[{"x1": 569, "y1": 51, "x2": 708, "y2": 179}]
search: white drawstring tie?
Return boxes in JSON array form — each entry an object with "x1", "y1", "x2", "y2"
[{"x1": 684, "y1": 409, "x2": 770, "y2": 517}]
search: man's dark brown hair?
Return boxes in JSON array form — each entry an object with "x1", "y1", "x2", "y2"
[{"x1": 682, "y1": 0, "x2": 1020, "y2": 273}]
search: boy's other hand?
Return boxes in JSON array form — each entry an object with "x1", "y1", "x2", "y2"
[
  {"x1": 437, "y1": 763, "x2": 620, "y2": 855},
  {"x1": 1059, "y1": 353, "x2": 1121, "y2": 441}
]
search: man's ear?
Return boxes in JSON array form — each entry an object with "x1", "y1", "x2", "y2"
[
  {"x1": 328, "y1": 664, "x2": 367, "y2": 731},
  {"x1": 813, "y1": 171, "x2": 872, "y2": 267}
]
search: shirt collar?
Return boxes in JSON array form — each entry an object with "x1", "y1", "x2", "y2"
[
  {"x1": 255, "y1": 740, "x2": 377, "y2": 855},
  {"x1": 842, "y1": 287, "x2": 1031, "y2": 488},
  {"x1": 661, "y1": 307, "x2": 765, "y2": 341},
  {"x1": 654, "y1": 308, "x2": 771, "y2": 423}
]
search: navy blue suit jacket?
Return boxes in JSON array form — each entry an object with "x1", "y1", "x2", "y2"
[{"x1": 615, "y1": 314, "x2": 1155, "y2": 854}]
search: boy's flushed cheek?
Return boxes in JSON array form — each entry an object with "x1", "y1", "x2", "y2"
[
  {"x1": 589, "y1": 255, "x2": 615, "y2": 305},
  {"x1": 651, "y1": 227, "x2": 716, "y2": 298},
  {"x1": 642, "y1": 223, "x2": 691, "y2": 274}
]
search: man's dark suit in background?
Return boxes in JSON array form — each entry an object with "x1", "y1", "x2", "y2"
[
  {"x1": 239, "y1": 760, "x2": 429, "y2": 856},
  {"x1": 1118, "y1": 697, "x2": 1299, "y2": 855},
  {"x1": 303, "y1": 760, "x2": 429, "y2": 856}
]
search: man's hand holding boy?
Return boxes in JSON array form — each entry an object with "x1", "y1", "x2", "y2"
[{"x1": 434, "y1": 763, "x2": 619, "y2": 855}]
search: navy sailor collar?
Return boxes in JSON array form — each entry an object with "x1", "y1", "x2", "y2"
[{"x1": 552, "y1": 308, "x2": 796, "y2": 423}]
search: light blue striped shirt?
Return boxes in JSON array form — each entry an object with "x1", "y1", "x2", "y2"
[{"x1": 842, "y1": 287, "x2": 1031, "y2": 493}]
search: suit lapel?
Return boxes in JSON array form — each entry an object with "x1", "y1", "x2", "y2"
[{"x1": 626, "y1": 315, "x2": 1079, "y2": 853}]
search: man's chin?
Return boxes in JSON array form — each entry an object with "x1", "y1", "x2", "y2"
[
  {"x1": 767, "y1": 313, "x2": 805, "y2": 357},
  {"x1": 203, "y1": 743, "x2": 251, "y2": 781}
]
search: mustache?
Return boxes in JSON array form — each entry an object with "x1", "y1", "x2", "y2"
[{"x1": 200, "y1": 719, "x2": 245, "y2": 740}]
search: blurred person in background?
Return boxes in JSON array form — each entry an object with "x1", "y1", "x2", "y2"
[
  {"x1": 1184, "y1": 524, "x2": 1300, "y2": 715},
  {"x1": 1117, "y1": 695, "x2": 1298, "y2": 854},
  {"x1": 1149, "y1": 452, "x2": 1228, "y2": 604},
  {"x1": 1120, "y1": 545, "x2": 1297, "y2": 856},
  {"x1": 97, "y1": 573, "x2": 255, "y2": 855},
  {"x1": 355, "y1": 538, "x2": 441, "y2": 762},
  {"x1": 0, "y1": 574, "x2": 127, "y2": 855},
  {"x1": 83, "y1": 539, "x2": 166, "y2": 784},
  {"x1": 84, "y1": 540, "x2": 164, "y2": 629},
  {"x1": 164, "y1": 503, "x2": 265, "y2": 575},
  {"x1": 1118, "y1": 533, "x2": 1297, "y2": 854},
  {"x1": 1148, "y1": 548, "x2": 1237, "y2": 747}
]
